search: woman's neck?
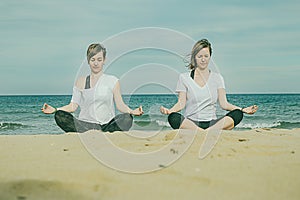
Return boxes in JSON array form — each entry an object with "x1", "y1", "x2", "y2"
[
  {"x1": 89, "y1": 71, "x2": 103, "y2": 87},
  {"x1": 195, "y1": 67, "x2": 210, "y2": 76},
  {"x1": 90, "y1": 71, "x2": 103, "y2": 80}
]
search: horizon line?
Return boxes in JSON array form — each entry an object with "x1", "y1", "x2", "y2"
[{"x1": 1, "y1": 92, "x2": 300, "y2": 96}]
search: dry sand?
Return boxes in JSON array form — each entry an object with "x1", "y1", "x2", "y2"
[{"x1": 0, "y1": 128, "x2": 299, "y2": 200}]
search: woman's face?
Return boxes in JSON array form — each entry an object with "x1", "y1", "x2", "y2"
[
  {"x1": 89, "y1": 51, "x2": 105, "y2": 74},
  {"x1": 195, "y1": 47, "x2": 210, "y2": 70}
]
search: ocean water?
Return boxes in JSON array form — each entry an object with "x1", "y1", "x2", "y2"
[{"x1": 0, "y1": 94, "x2": 300, "y2": 135}]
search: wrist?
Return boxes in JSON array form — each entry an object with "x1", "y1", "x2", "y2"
[{"x1": 53, "y1": 108, "x2": 57, "y2": 114}]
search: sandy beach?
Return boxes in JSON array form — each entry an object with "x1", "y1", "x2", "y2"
[{"x1": 0, "y1": 128, "x2": 299, "y2": 200}]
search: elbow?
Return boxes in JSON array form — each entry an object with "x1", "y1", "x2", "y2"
[
  {"x1": 115, "y1": 104, "x2": 121, "y2": 112},
  {"x1": 179, "y1": 105, "x2": 185, "y2": 111},
  {"x1": 220, "y1": 104, "x2": 226, "y2": 110},
  {"x1": 115, "y1": 102, "x2": 127, "y2": 113},
  {"x1": 177, "y1": 101, "x2": 186, "y2": 111},
  {"x1": 116, "y1": 106, "x2": 123, "y2": 113},
  {"x1": 69, "y1": 103, "x2": 78, "y2": 113},
  {"x1": 70, "y1": 108, "x2": 76, "y2": 113},
  {"x1": 219, "y1": 102, "x2": 229, "y2": 110}
]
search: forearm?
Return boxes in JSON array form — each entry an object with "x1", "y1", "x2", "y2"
[
  {"x1": 116, "y1": 103, "x2": 132, "y2": 114},
  {"x1": 169, "y1": 101, "x2": 185, "y2": 113},
  {"x1": 57, "y1": 103, "x2": 78, "y2": 113},
  {"x1": 222, "y1": 102, "x2": 242, "y2": 111}
]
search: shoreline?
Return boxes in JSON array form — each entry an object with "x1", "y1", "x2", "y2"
[
  {"x1": 1, "y1": 92, "x2": 300, "y2": 96},
  {"x1": 1, "y1": 127, "x2": 300, "y2": 135},
  {"x1": 0, "y1": 129, "x2": 299, "y2": 200}
]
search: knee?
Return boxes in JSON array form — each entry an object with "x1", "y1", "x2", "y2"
[
  {"x1": 226, "y1": 109, "x2": 243, "y2": 127},
  {"x1": 122, "y1": 113, "x2": 133, "y2": 123},
  {"x1": 233, "y1": 109, "x2": 244, "y2": 121},
  {"x1": 54, "y1": 110, "x2": 74, "y2": 125},
  {"x1": 118, "y1": 113, "x2": 133, "y2": 131},
  {"x1": 54, "y1": 110, "x2": 66, "y2": 122},
  {"x1": 168, "y1": 112, "x2": 184, "y2": 129},
  {"x1": 168, "y1": 112, "x2": 179, "y2": 124}
]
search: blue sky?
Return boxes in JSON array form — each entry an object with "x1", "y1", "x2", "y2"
[{"x1": 0, "y1": 0, "x2": 299, "y2": 95}]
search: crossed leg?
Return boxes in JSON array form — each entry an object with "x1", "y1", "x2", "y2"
[{"x1": 168, "y1": 109, "x2": 243, "y2": 131}]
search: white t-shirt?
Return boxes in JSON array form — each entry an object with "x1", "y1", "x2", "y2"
[
  {"x1": 71, "y1": 74, "x2": 118, "y2": 124},
  {"x1": 176, "y1": 71, "x2": 225, "y2": 121}
]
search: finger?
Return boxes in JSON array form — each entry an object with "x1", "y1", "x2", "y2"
[
  {"x1": 251, "y1": 109, "x2": 256, "y2": 114},
  {"x1": 252, "y1": 106, "x2": 258, "y2": 112},
  {"x1": 160, "y1": 107, "x2": 164, "y2": 112}
]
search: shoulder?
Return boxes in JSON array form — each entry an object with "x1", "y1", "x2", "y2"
[
  {"x1": 178, "y1": 72, "x2": 190, "y2": 79},
  {"x1": 74, "y1": 76, "x2": 86, "y2": 90},
  {"x1": 210, "y1": 71, "x2": 225, "y2": 88},
  {"x1": 178, "y1": 72, "x2": 193, "y2": 84},
  {"x1": 211, "y1": 71, "x2": 224, "y2": 80},
  {"x1": 103, "y1": 74, "x2": 119, "y2": 82},
  {"x1": 181, "y1": 72, "x2": 190, "y2": 77},
  {"x1": 102, "y1": 74, "x2": 119, "y2": 88}
]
